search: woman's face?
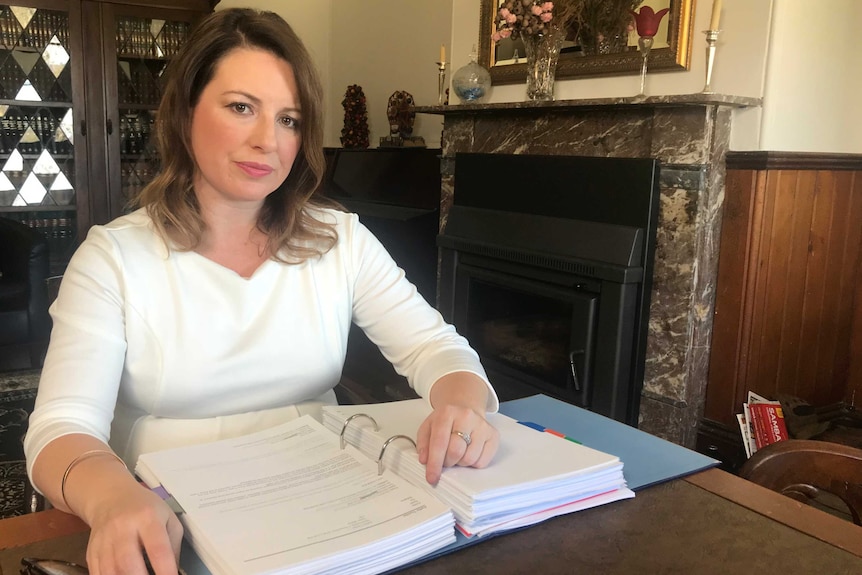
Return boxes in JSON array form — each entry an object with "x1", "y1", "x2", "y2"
[{"x1": 190, "y1": 47, "x2": 302, "y2": 209}]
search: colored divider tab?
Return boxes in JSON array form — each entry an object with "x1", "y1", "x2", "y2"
[{"x1": 517, "y1": 421, "x2": 582, "y2": 444}]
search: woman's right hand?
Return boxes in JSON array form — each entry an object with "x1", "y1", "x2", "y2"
[
  {"x1": 30, "y1": 435, "x2": 184, "y2": 575},
  {"x1": 83, "y1": 479, "x2": 184, "y2": 575}
]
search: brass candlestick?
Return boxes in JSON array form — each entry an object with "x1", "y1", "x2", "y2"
[
  {"x1": 702, "y1": 29, "x2": 720, "y2": 94},
  {"x1": 436, "y1": 61, "x2": 448, "y2": 105}
]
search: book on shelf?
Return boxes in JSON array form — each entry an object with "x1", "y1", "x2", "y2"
[
  {"x1": 736, "y1": 413, "x2": 753, "y2": 459},
  {"x1": 135, "y1": 398, "x2": 633, "y2": 575},
  {"x1": 747, "y1": 401, "x2": 789, "y2": 450},
  {"x1": 737, "y1": 391, "x2": 789, "y2": 457}
]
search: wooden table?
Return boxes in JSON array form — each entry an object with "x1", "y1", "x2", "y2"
[{"x1": 2, "y1": 469, "x2": 861, "y2": 575}]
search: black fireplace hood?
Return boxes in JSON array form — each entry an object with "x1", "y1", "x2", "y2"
[
  {"x1": 439, "y1": 153, "x2": 660, "y2": 283},
  {"x1": 440, "y1": 207, "x2": 645, "y2": 284}
]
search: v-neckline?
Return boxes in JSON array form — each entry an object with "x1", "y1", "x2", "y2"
[{"x1": 186, "y1": 250, "x2": 272, "y2": 280}]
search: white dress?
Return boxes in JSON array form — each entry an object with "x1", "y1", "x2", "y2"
[{"x1": 24, "y1": 207, "x2": 496, "y2": 473}]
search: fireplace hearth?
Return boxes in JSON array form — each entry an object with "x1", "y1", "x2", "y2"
[{"x1": 438, "y1": 153, "x2": 660, "y2": 426}]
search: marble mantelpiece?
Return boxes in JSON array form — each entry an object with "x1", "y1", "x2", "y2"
[
  {"x1": 414, "y1": 93, "x2": 759, "y2": 115},
  {"x1": 415, "y1": 95, "x2": 761, "y2": 448}
]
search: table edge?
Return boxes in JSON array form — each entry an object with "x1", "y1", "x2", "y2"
[
  {"x1": 684, "y1": 468, "x2": 862, "y2": 558},
  {"x1": 4, "y1": 469, "x2": 861, "y2": 560},
  {"x1": 0, "y1": 508, "x2": 87, "y2": 550}
]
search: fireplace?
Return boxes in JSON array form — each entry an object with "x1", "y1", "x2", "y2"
[
  {"x1": 414, "y1": 95, "x2": 761, "y2": 446},
  {"x1": 438, "y1": 153, "x2": 660, "y2": 426}
]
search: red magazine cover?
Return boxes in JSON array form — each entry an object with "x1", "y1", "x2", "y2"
[{"x1": 747, "y1": 403, "x2": 789, "y2": 449}]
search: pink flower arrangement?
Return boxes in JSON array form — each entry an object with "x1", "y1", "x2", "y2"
[{"x1": 493, "y1": 1, "x2": 556, "y2": 41}]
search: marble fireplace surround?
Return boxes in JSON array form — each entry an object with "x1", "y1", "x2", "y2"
[{"x1": 415, "y1": 94, "x2": 761, "y2": 448}]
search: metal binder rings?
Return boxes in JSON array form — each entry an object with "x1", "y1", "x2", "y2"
[
  {"x1": 376, "y1": 435, "x2": 417, "y2": 476},
  {"x1": 338, "y1": 412, "x2": 418, "y2": 475},
  {"x1": 339, "y1": 413, "x2": 379, "y2": 449}
]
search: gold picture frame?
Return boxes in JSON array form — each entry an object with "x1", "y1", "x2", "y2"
[{"x1": 479, "y1": 0, "x2": 695, "y2": 84}]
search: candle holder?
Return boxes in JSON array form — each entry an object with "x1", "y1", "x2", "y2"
[
  {"x1": 629, "y1": 6, "x2": 669, "y2": 99},
  {"x1": 702, "y1": 29, "x2": 721, "y2": 94},
  {"x1": 636, "y1": 36, "x2": 654, "y2": 97},
  {"x1": 436, "y1": 61, "x2": 448, "y2": 105}
]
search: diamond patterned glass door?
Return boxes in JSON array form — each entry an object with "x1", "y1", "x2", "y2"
[
  {"x1": 0, "y1": 3, "x2": 77, "y2": 271},
  {"x1": 114, "y1": 14, "x2": 189, "y2": 207}
]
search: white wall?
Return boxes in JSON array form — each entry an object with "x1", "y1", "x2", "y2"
[
  {"x1": 218, "y1": 0, "x2": 861, "y2": 153},
  {"x1": 328, "y1": 1, "x2": 452, "y2": 148},
  {"x1": 760, "y1": 0, "x2": 862, "y2": 153}
]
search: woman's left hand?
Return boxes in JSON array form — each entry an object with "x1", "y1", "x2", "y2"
[{"x1": 416, "y1": 373, "x2": 500, "y2": 485}]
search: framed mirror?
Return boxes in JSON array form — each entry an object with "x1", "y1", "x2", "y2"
[{"x1": 479, "y1": 0, "x2": 695, "y2": 85}]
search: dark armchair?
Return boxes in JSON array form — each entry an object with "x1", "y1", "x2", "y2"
[
  {"x1": 0, "y1": 217, "x2": 51, "y2": 367},
  {"x1": 740, "y1": 439, "x2": 862, "y2": 525}
]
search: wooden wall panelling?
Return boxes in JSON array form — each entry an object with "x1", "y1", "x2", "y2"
[
  {"x1": 704, "y1": 169, "x2": 761, "y2": 426},
  {"x1": 850, "y1": 198, "x2": 862, "y2": 405},
  {"x1": 799, "y1": 171, "x2": 844, "y2": 402},
  {"x1": 706, "y1": 157, "x2": 862, "y2": 430},
  {"x1": 744, "y1": 169, "x2": 861, "y2": 406},
  {"x1": 764, "y1": 170, "x2": 817, "y2": 401},
  {"x1": 792, "y1": 170, "x2": 821, "y2": 399},
  {"x1": 749, "y1": 169, "x2": 794, "y2": 401},
  {"x1": 814, "y1": 170, "x2": 861, "y2": 403},
  {"x1": 839, "y1": 172, "x2": 862, "y2": 405}
]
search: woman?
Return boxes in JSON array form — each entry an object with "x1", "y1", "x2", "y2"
[{"x1": 24, "y1": 9, "x2": 499, "y2": 575}]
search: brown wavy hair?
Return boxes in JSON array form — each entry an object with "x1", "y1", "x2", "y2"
[{"x1": 135, "y1": 8, "x2": 338, "y2": 262}]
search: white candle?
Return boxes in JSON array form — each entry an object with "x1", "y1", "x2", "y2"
[
  {"x1": 710, "y1": 0, "x2": 722, "y2": 30},
  {"x1": 440, "y1": 44, "x2": 446, "y2": 63}
]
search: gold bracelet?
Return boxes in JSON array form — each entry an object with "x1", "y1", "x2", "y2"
[{"x1": 60, "y1": 449, "x2": 127, "y2": 511}]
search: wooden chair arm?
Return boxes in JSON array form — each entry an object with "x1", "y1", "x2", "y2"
[{"x1": 739, "y1": 439, "x2": 862, "y2": 525}]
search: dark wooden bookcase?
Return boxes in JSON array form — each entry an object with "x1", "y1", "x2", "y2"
[{"x1": 0, "y1": 0, "x2": 216, "y2": 274}]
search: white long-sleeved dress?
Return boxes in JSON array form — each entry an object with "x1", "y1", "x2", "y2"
[{"x1": 24, "y1": 207, "x2": 496, "y2": 473}]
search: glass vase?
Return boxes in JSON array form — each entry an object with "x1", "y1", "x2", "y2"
[
  {"x1": 452, "y1": 46, "x2": 491, "y2": 103},
  {"x1": 521, "y1": 24, "x2": 565, "y2": 101}
]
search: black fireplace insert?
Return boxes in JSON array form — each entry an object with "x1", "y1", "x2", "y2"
[{"x1": 438, "y1": 153, "x2": 660, "y2": 426}]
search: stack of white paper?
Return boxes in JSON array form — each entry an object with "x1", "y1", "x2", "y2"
[
  {"x1": 136, "y1": 416, "x2": 455, "y2": 575},
  {"x1": 321, "y1": 399, "x2": 634, "y2": 538}
]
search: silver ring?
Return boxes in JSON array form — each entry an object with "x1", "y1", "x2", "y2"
[{"x1": 452, "y1": 430, "x2": 472, "y2": 446}]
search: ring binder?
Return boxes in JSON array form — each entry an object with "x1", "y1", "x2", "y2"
[
  {"x1": 377, "y1": 434, "x2": 417, "y2": 476},
  {"x1": 339, "y1": 413, "x2": 379, "y2": 450}
]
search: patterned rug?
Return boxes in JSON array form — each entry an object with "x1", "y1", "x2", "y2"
[
  {"x1": 0, "y1": 460, "x2": 30, "y2": 517},
  {"x1": 0, "y1": 369, "x2": 40, "y2": 518}
]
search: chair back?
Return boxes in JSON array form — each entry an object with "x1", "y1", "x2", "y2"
[
  {"x1": 739, "y1": 439, "x2": 862, "y2": 525},
  {"x1": 0, "y1": 217, "x2": 50, "y2": 341}
]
